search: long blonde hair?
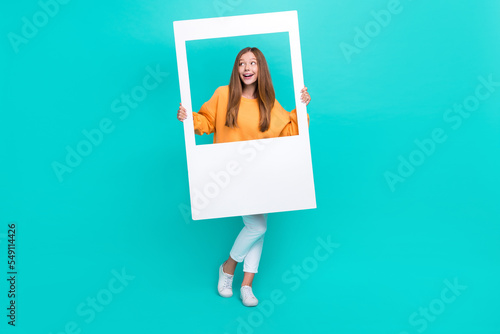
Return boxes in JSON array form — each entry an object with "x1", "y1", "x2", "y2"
[{"x1": 225, "y1": 47, "x2": 275, "y2": 132}]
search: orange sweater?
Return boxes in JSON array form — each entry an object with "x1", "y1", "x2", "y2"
[{"x1": 192, "y1": 86, "x2": 310, "y2": 144}]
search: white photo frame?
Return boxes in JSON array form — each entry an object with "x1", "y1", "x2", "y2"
[{"x1": 174, "y1": 10, "x2": 316, "y2": 220}]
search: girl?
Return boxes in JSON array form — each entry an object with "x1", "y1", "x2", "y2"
[{"x1": 177, "y1": 47, "x2": 311, "y2": 307}]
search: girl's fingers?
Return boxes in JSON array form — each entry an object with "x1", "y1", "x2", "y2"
[
  {"x1": 177, "y1": 102, "x2": 187, "y2": 121},
  {"x1": 177, "y1": 107, "x2": 187, "y2": 120},
  {"x1": 299, "y1": 88, "x2": 311, "y2": 105}
]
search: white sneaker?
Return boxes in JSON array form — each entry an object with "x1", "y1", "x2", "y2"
[
  {"x1": 218, "y1": 262, "x2": 233, "y2": 298},
  {"x1": 240, "y1": 285, "x2": 258, "y2": 307}
]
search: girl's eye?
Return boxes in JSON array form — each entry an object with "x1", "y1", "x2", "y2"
[{"x1": 251, "y1": 62, "x2": 256, "y2": 65}]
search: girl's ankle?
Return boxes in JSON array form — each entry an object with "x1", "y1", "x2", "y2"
[{"x1": 223, "y1": 261, "x2": 235, "y2": 275}]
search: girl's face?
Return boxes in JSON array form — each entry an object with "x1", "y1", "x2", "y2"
[{"x1": 238, "y1": 52, "x2": 258, "y2": 86}]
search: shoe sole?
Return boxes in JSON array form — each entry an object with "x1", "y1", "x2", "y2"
[{"x1": 240, "y1": 296, "x2": 258, "y2": 307}]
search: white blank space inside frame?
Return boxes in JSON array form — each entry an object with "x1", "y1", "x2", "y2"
[{"x1": 174, "y1": 11, "x2": 316, "y2": 220}]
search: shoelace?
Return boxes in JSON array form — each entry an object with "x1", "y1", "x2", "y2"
[
  {"x1": 222, "y1": 274, "x2": 233, "y2": 290},
  {"x1": 241, "y1": 286, "x2": 256, "y2": 300}
]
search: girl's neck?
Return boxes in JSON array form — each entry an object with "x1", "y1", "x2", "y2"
[{"x1": 241, "y1": 84, "x2": 257, "y2": 99}]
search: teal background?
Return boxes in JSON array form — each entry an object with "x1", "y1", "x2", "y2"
[{"x1": 1, "y1": 1, "x2": 499, "y2": 334}]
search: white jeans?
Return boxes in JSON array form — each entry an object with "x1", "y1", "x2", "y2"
[{"x1": 229, "y1": 213, "x2": 268, "y2": 274}]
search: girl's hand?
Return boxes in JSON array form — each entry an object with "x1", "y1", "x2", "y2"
[
  {"x1": 300, "y1": 87, "x2": 311, "y2": 106},
  {"x1": 177, "y1": 103, "x2": 187, "y2": 122}
]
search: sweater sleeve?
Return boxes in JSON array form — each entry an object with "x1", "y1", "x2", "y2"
[
  {"x1": 279, "y1": 108, "x2": 310, "y2": 137},
  {"x1": 192, "y1": 88, "x2": 220, "y2": 135}
]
